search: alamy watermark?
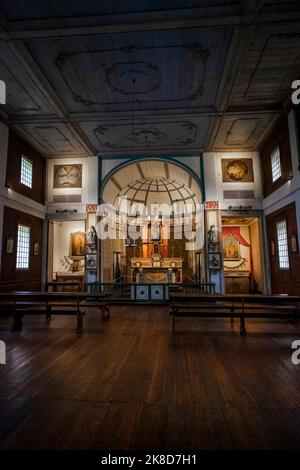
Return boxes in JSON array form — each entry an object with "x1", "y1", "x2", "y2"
[
  {"x1": 94, "y1": 197, "x2": 205, "y2": 251},
  {"x1": 291, "y1": 340, "x2": 300, "y2": 365},
  {"x1": 0, "y1": 79, "x2": 6, "y2": 105},
  {"x1": 291, "y1": 80, "x2": 300, "y2": 105},
  {"x1": 0, "y1": 340, "x2": 6, "y2": 365}
]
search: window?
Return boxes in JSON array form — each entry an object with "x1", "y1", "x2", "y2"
[
  {"x1": 20, "y1": 155, "x2": 33, "y2": 188},
  {"x1": 276, "y1": 220, "x2": 289, "y2": 269},
  {"x1": 16, "y1": 224, "x2": 30, "y2": 270},
  {"x1": 271, "y1": 146, "x2": 281, "y2": 183}
]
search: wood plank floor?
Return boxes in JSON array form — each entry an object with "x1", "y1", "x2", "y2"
[{"x1": 0, "y1": 306, "x2": 300, "y2": 450}]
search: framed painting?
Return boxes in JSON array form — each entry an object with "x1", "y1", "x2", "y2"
[
  {"x1": 290, "y1": 233, "x2": 298, "y2": 254},
  {"x1": 53, "y1": 164, "x2": 82, "y2": 188},
  {"x1": 208, "y1": 253, "x2": 221, "y2": 269},
  {"x1": 271, "y1": 239, "x2": 276, "y2": 256},
  {"x1": 70, "y1": 232, "x2": 86, "y2": 258},
  {"x1": 86, "y1": 254, "x2": 97, "y2": 270},
  {"x1": 33, "y1": 242, "x2": 39, "y2": 256},
  {"x1": 222, "y1": 159, "x2": 254, "y2": 183},
  {"x1": 223, "y1": 234, "x2": 240, "y2": 260}
]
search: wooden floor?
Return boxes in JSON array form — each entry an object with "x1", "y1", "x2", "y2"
[{"x1": 0, "y1": 306, "x2": 300, "y2": 450}]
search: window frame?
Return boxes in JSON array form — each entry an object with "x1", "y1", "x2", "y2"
[
  {"x1": 275, "y1": 219, "x2": 289, "y2": 270},
  {"x1": 16, "y1": 223, "x2": 31, "y2": 271},
  {"x1": 270, "y1": 145, "x2": 282, "y2": 183},
  {"x1": 20, "y1": 155, "x2": 33, "y2": 189}
]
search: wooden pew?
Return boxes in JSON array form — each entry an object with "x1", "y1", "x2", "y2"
[
  {"x1": 169, "y1": 293, "x2": 300, "y2": 335},
  {"x1": 0, "y1": 291, "x2": 111, "y2": 333},
  {"x1": 46, "y1": 281, "x2": 82, "y2": 292}
]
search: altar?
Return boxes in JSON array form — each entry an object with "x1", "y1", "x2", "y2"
[{"x1": 130, "y1": 239, "x2": 182, "y2": 284}]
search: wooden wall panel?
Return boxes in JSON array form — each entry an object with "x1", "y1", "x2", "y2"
[
  {"x1": 260, "y1": 117, "x2": 293, "y2": 198},
  {"x1": 6, "y1": 130, "x2": 46, "y2": 205},
  {"x1": 266, "y1": 202, "x2": 300, "y2": 295},
  {"x1": 0, "y1": 206, "x2": 44, "y2": 292}
]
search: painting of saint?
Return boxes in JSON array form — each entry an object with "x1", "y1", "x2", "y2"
[
  {"x1": 223, "y1": 234, "x2": 240, "y2": 260},
  {"x1": 70, "y1": 232, "x2": 86, "y2": 257}
]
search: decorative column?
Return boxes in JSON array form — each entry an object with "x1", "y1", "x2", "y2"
[
  {"x1": 85, "y1": 204, "x2": 99, "y2": 286},
  {"x1": 205, "y1": 201, "x2": 224, "y2": 294}
]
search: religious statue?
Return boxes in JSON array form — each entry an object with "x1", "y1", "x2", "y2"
[
  {"x1": 86, "y1": 225, "x2": 97, "y2": 249},
  {"x1": 207, "y1": 224, "x2": 219, "y2": 245}
]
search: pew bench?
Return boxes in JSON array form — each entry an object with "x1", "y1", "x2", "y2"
[
  {"x1": 0, "y1": 292, "x2": 111, "y2": 333},
  {"x1": 169, "y1": 294, "x2": 300, "y2": 335}
]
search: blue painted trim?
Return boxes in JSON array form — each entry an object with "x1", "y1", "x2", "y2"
[
  {"x1": 199, "y1": 152, "x2": 206, "y2": 202},
  {"x1": 98, "y1": 154, "x2": 204, "y2": 203},
  {"x1": 98, "y1": 157, "x2": 102, "y2": 204}
]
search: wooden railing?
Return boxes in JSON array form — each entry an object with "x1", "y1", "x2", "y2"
[{"x1": 84, "y1": 281, "x2": 216, "y2": 301}]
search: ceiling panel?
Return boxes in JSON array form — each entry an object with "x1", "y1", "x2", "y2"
[
  {"x1": 0, "y1": 40, "x2": 56, "y2": 116},
  {"x1": 228, "y1": 23, "x2": 300, "y2": 110},
  {"x1": 78, "y1": 116, "x2": 211, "y2": 154},
  {"x1": 23, "y1": 27, "x2": 232, "y2": 113},
  {"x1": 211, "y1": 114, "x2": 276, "y2": 151},
  {"x1": 0, "y1": 2, "x2": 299, "y2": 156},
  {"x1": 18, "y1": 122, "x2": 89, "y2": 157}
]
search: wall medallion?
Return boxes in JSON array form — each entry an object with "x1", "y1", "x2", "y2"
[
  {"x1": 222, "y1": 159, "x2": 254, "y2": 183},
  {"x1": 53, "y1": 164, "x2": 82, "y2": 188}
]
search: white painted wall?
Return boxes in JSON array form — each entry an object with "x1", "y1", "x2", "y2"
[
  {"x1": 52, "y1": 220, "x2": 86, "y2": 274},
  {"x1": 203, "y1": 151, "x2": 262, "y2": 210},
  {"x1": 86, "y1": 157, "x2": 98, "y2": 204},
  {"x1": 47, "y1": 156, "x2": 98, "y2": 214}
]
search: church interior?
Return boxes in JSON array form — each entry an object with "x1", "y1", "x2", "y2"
[{"x1": 1, "y1": 0, "x2": 300, "y2": 464}]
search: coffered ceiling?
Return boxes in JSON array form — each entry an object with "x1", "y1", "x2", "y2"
[{"x1": 0, "y1": 0, "x2": 299, "y2": 158}]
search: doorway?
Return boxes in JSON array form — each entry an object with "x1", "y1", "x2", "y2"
[
  {"x1": 222, "y1": 216, "x2": 265, "y2": 294},
  {"x1": 47, "y1": 219, "x2": 86, "y2": 290}
]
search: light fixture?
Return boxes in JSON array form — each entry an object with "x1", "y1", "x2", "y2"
[
  {"x1": 55, "y1": 209, "x2": 78, "y2": 215},
  {"x1": 228, "y1": 205, "x2": 252, "y2": 211}
]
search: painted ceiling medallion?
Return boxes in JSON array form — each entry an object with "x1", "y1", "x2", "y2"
[
  {"x1": 127, "y1": 127, "x2": 166, "y2": 144},
  {"x1": 106, "y1": 61, "x2": 161, "y2": 95},
  {"x1": 94, "y1": 121, "x2": 198, "y2": 149}
]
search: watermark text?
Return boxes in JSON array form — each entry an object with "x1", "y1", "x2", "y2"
[
  {"x1": 0, "y1": 80, "x2": 6, "y2": 104},
  {"x1": 291, "y1": 340, "x2": 300, "y2": 365},
  {"x1": 0, "y1": 340, "x2": 6, "y2": 365}
]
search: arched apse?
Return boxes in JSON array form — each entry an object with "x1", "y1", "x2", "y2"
[{"x1": 100, "y1": 158, "x2": 203, "y2": 212}]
